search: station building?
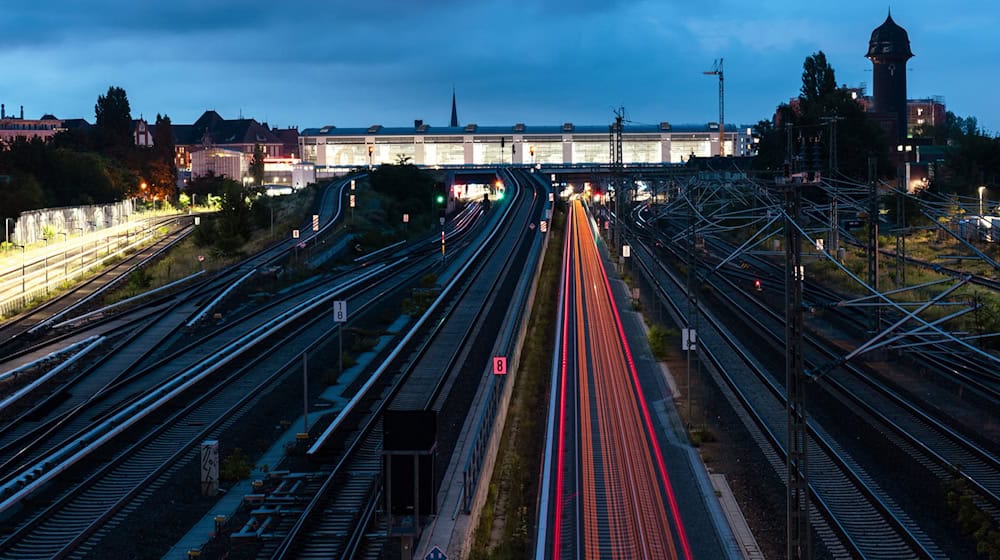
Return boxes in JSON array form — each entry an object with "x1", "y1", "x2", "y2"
[{"x1": 298, "y1": 121, "x2": 753, "y2": 169}]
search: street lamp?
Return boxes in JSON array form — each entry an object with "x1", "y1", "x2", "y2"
[
  {"x1": 16, "y1": 244, "x2": 25, "y2": 305},
  {"x1": 3, "y1": 217, "x2": 13, "y2": 255},
  {"x1": 59, "y1": 232, "x2": 68, "y2": 282},
  {"x1": 75, "y1": 226, "x2": 84, "y2": 268},
  {"x1": 43, "y1": 236, "x2": 49, "y2": 295},
  {"x1": 978, "y1": 186, "x2": 987, "y2": 216}
]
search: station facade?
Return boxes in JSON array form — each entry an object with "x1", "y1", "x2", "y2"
[{"x1": 298, "y1": 122, "x2": 753, "y2": 168}]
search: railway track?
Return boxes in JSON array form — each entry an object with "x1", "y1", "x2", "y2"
[
  {"x1": 631, "y1": 234, "x2": 943, "y2": 558},
  {"x1": 0, "y1": 216, "x2": 194, "y2": 358},
  {"x1": 0, "y1": 261, "x2": 399, "y2": 559},
  {"x1": 0, "y1": 174, "x2": 501, "y2": 558},
  {"x1": 267, "y1": 170, "x2": 543, "y2": 559}
]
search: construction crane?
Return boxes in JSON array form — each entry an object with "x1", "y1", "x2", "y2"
[{"x1": 704, "y1": 58, "x2": 725, "y2": 157}]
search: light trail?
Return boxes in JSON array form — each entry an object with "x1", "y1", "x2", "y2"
[{"x1": 552, "y1": 200, "x2": 692, "y2": 560}]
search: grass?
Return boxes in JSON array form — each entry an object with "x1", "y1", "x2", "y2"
[
  {"x1": 646, "y1": 324, "x2": 676, "y2": 361},
  {"x1": 806, "y1": 237, "x2": 1000, "y2": 346},
  {"x1": 101, "y1": 189, "x2": 318, "y2": 305}
]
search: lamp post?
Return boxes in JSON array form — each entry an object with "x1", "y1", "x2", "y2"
[
  {"x1": 16, "y1": 244, "x2": 25, "y2": 305},
  {"x1": 979, "y1": 185, "x2": 987, "y2": 216},
  {"x1": 4, "y1": 217, "x2": 12, "y2": 255},
  {"x1": 43, "y1": 236, "x2": 49, "y2": 295},
  {"x1": 75, "y1": 226, "x2": 84, "y2": 269},
  {"x1": 59, "y1": 232, "x2": 68, "y2": 282}
]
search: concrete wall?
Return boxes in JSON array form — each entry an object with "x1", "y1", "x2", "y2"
[{"x1": 8, "y1": 200, "x2": 137, "y2": 246}]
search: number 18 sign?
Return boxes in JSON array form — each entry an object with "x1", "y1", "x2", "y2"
[{"x1": 332, "y1": 300, "x2": 347, "y2": 323}]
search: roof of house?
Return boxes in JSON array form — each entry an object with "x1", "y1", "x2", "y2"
[
  {"x1": 59, "y1": 118, "x2": 91, "y2": 130},
  {"x1": 301, "y1": 122, "x2": 738, "y2": 137},
  {"x1": 169, "y1": 110, "x2": 283, "y2": 146}
]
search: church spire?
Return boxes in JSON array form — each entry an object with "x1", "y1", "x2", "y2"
[{"x1": 450, "y1": 86, "x2": 459, "y2": 128}]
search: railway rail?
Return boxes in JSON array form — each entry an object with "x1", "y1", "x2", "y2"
[
  {"x1": 267, "y1": 169, "x2": 542, "y2": 559},
  {"x1": 0, "y1": 173, "x2": 506, "y2": 558}
]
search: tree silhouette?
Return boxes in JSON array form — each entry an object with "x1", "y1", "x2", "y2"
[
  {"x1": 755, "y1": 52, "x2": 888, "y2": 181},
  {"x1": 250, "y1": 143, "x2": 266, "y2": 187},
  {"x1": 94, "y1": 86, "x2": 133, "y2": 152}
]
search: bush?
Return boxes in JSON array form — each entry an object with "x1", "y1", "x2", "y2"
[
  {"x1": 647, "y1": 324, "x2": 672, "y2": 361},
  {"x1": 125, "y1": 268, "x2": 152, "y2": 294},
  {"x1": 193, "y1": 217, "x2": 217, "y2": 247},
  {"x1": 220, "y1": 447, "x2": 253, "y2": 482}
]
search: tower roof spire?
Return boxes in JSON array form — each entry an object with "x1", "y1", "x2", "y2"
[
  {"x1": 450, "y1": 86, "x2": 459, "y2": 128},
  {"x1": 867, "y1": 9, "x2": 913, "y2": 60}
]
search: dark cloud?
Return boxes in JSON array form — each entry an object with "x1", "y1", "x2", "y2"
[{"x1": 0, "y1": 1, "x2": 997, "y2": 132}]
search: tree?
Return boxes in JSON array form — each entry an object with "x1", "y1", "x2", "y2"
[
  {"x1": 800, "y1": 51, "x2": 837, "y2": 112},
  {"x1": 153, "y1": 114, "x2": 177, "y2": 184},
  {"x1": 186, "y1": 170, "x2": 229, "y2": 199},
  {"x1": 0, "y1": 172, "x2": 45, "y2": 223},
  {"x1": 369, "y1": 164, "x2": 438, "y2": 230},
  {"x1": 94, "y1": 86, "x2": 133, "y2": 152},
  {"x1": 754, "y1": 52, "x2": 889, "y2": 181},
  {"x1": 931, "y1": 113, "x2": 1000, "y2": 195},
  {"x1": 216, "y1": 177, "x2": 254, "y2": 253},
  {"x1": 250, "y1": 143, "x2": 266, "y2": 187},
  {"x1": 751, "y1": 118, "x2": 786, "y2": 171}
]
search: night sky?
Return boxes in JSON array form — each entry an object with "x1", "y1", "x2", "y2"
[{"x1": 2, "y1": 1, "x2": 998, "y2": 133}]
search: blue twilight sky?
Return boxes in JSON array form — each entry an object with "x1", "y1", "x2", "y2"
[{"x1": 1, "y1": 1, "x2": 998, "y2": 133}]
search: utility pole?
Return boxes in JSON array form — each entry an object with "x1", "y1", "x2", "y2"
[
  {"x1": 784, "y1": 177, "x2": 810, "y2": 560},
  {"x1": 686, "y1": 179, "x2": 700, "y2": 427},
  {"x1": 868, "y1": 156, "x2": 881, "y2": 333},
  {"x1": 896, "y1": 190, "x2": 906, "y2": 287},
  {"x1": 821, "y1": 116, "x2": 844, "y2": 256},
  {"x1": 610, "y1": 107, "x2": 625, "y2": 254},
  {"x1": 704, "y1": 58, "x2": 725, "y2": 157}
]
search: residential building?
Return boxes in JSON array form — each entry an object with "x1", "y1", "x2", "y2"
[
  {"x1": 132, "y1": 118, "x2": 153, "y2": 147},
  {"x1": 169, "y1": 111, "x2": 286, "y2": 178},
  {"x1": 0, "y1": 104, "x2": 62, "y2": 145}
]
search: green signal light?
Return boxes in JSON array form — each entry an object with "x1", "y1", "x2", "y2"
[{"x1": 436, "y1": 194, "x2": 445, "y2": 204}]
